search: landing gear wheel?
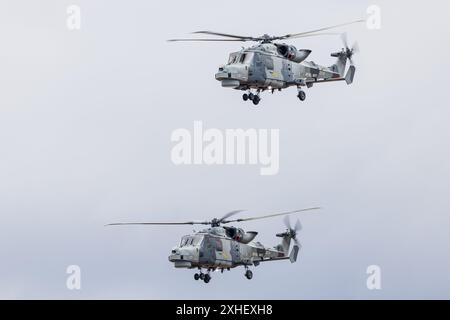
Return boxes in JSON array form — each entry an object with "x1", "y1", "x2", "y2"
[
  {"x1": 194, "y1": 273, "x2": 200, "y2": 280},
  {"x1": 298, "y1": 90, "x2": 306, "y2": 101},
  {"x1": 242, "y1": 93, "x2": 248, "y2": 101},
  {"x1": 248, "y1": 93, "x2": 254, "y2": 101},
  {"x1": 245, "y1": 270, "x2": 253, "y2": 280},
  {"x1": 252, "y1": 96, "x2": 260, "y2": 106},
  {"x1": 199, "y1": 273, "x2": 205, "y2": 280},
  {"x1": 203, "y1": 274, "x2": 211, "y2": 283}
]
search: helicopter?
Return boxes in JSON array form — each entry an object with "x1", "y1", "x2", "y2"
[
  {"x1": 168, "y1": 20, "x2": 363, "y2": 105},
  {"x1": 107, "y1": 207, "x2": 319, "y2": 283}
]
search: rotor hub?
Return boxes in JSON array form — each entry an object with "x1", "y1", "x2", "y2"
[{"x1": 211, "y1": 218, "x2": 220, "y2": 227}]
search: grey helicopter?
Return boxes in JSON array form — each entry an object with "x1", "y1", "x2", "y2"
[
  {"x1": 168, "y1": 20, "x2": 362, "y2": 105},
  {"x1": 107, "y1": 207, "x2": 319, "y2": 283}
]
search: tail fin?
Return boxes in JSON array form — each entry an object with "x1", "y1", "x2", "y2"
[
  {"x1": 345, "y1": 65, "x2": 356, "y2": 84},
  {"x1": 275, "y1": 218, "x2": 303, "y2": 258},
  {"x1": 275, "y1": 232, "x2": 292, "y2": 256},
  {"x1": 330, "y1": 50, "x2": 348, "y2": 77},
  {"x1": 289, "y1": 244, "x2": 300, "y2": 263}
]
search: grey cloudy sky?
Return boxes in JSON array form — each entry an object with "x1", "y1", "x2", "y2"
[{"x1": 1, "y1": 0, "x2": 449, "y2": 299}]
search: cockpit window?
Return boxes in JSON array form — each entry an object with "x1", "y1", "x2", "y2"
[
  {"x1": 180, "y1": 236, "x2": 188, "y2": 246},
  {"x1": 180, "y1": 235, "x2": 203, "y2": 246},
  {"x1": 244, "y1": 52, "x2": 253, "y2": 63},
  {"x1": 193, "y1": 236, "x2": 203, "y2": 245},
  {"x1": 228, "y1": 53, "x2": 238, "y2": 64},
  {"x1": 228, "y1": 52, "x2": 253, "y2": 65},
  {"x1": 228, "y1": 52, "x2": 251, "y2": 65}
]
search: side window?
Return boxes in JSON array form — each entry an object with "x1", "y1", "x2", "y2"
[
  {"x1": 204, "y1": 236, "x2": 212, "y2": 249},
  {"x1": 239, "y1": 54, "x2": 246, "y2": 63},
  {"x1": 264, "y1": 56, "x2": 274, "y2": 70},
  {"x1": 215, "y1": 238, "x2": 223, "y2": 252},
  {"x1": 255, "y1": 53, "x2": 262, "y2": 65},
  {"x1": 244, "y1": 52, "x2": 253, "y2": 63}
]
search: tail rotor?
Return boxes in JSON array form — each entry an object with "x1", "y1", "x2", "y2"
[
  {"x1": 283, "y1": 216, "x2": 302, "y2": 263},
  {"x1": 283, "y1": 215, "x2": 302, "y2": 247},
  {"x1": 341, "y1": 32, "x2": 359, "y2": 65}
]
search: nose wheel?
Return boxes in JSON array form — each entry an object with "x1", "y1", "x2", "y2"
[{"x1": 245, "y1": 269, "x2": 253, "y2": 280}]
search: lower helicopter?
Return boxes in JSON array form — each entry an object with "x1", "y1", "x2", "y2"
[{"x1": 107, "y1": 207, "x2": 320, "y2": 283}]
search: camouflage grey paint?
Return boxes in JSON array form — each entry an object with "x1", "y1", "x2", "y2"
[
  {"x1": 168, "y1": 226, "x2": 299, "y2": 270},
  {"x1": 215, "y1": 42, "x2": 352, "y2": 91}
]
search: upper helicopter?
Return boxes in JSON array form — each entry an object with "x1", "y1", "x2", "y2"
[
  {"x1": 168, "y1": 20, "x2": 363, "y2": 105},
  {"x1": 107, "y1": 207, "x2": 319, "y2": 283}
]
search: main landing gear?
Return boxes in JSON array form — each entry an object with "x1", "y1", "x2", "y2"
[
  {"x1": 194, "y1": 269, "x2": 212, "y2": 283},
  {"x1": 297, "y1": 89, "x2": 306, "y2": 101},
  {"x1": 242, "y1": 91, "x2": 261, "y2": 106},
  {"x1": 194, "y1": 267, "x2": 252, "y2": 282},
  {"x1": 244, "y1": 266, "x2": 253, "y2": 280}
]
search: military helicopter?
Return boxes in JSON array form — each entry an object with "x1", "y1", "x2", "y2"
[
  {"x1": 107, "y1": 207, "x2": 319, "y2": 283},
  {"x1": 168, "y1": 20, "x2": 363, "y2": 105}
]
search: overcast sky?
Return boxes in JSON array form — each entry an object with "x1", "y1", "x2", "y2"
[{"x1": 1, "y1": 0, "x2": 449, "y2": 299}]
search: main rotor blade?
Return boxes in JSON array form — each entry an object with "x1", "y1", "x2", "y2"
[
  {"x1": 352, "y1": 41, "x2": 360, "y2": 54},
  {"x1": 278, "y1": 19, "x2": 364, "y2": 40},
  {"x1": 106, "y1": 221, "x2": 210, "y2": 226},
  {"x1": 289, "y1": 32, "x2": 342, "y2": 39},
  {"x1": 192, "y1": 30, "x2": 255, "y2": 40},
  {"x1": 167, "y1": 38, "x2": 245, "y2": 42},
  {"x1": 283, "y1": 215, "x2": 292, "y2": 230},
  {"x1": 222, "y1": 207, "x2": 320, "y2": 224},
  {"x1": 219, "y1": 210, "x2": 246, "y2": 222}
]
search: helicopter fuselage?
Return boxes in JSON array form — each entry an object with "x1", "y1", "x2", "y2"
[
  {"x1": 169, "y1": 21, "x2": 361, "y2": 104},
  {"x1": 215, "y1": 42, "x2": 354, "y2": 104},
  {"x1": 168, "y1": 226, "x2": 297, "y2": 270},
  {"x1": 216, "y1": 43, "x2": 340, "y2": 89}
]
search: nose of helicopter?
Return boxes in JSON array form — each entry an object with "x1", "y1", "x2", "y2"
[
  {"x1": 215, "y1": 64, "x2": 248, "y2": 88},
  {"x1": 168, "y1": 246, "x2": 195, "y2": 268}
]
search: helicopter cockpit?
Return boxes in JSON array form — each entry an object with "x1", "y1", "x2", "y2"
[{"x1": 216, "y1": 52, "x2": 254, "y2": 88}]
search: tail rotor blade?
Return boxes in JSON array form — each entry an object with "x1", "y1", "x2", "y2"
[
  {"x1": 283, "y1": 215, "x2": 292, "y2": 230},
  {"x1": 352, "y1": 41, "x2": 360, "y2": 54},
  {"x1": 341, "y1": 32, "x2": 349, "y2": 49},
  {"x1": 349, "y1": 56, "x2": 354, "y2": 65},
  {"x1": 294, "y1": 219, "x2": 302, "y2": 233}
]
